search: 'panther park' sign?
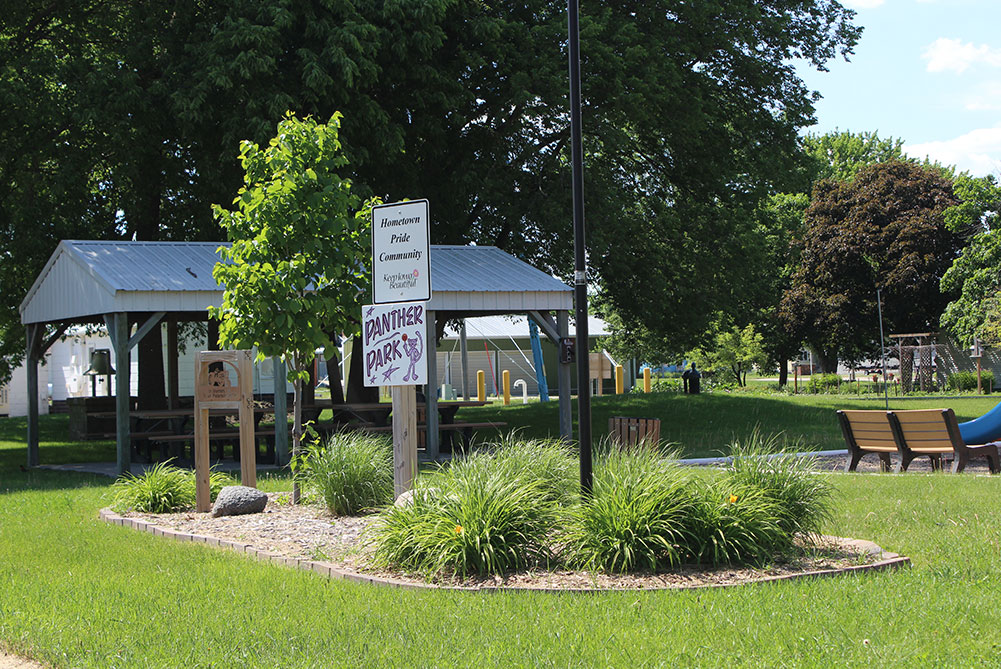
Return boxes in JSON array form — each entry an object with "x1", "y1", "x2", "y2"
[{"x1": 362, "y1": 301, "x2": 427, "y2": 387}]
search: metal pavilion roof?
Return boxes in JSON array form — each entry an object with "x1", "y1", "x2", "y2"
[{"x1": 21, "y1": 240, "x2": 573, "y2": 325}]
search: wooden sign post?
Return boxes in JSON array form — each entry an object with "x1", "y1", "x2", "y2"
[
  {"x1": 362, "y1": 302, "x2": 428, "y2": 497},
  {"x1": 368, "y1": 199, "x2": 433, "y2": 499},
  {"x1": 194, "y1": 350, "x2": 255, "y2": 512}
]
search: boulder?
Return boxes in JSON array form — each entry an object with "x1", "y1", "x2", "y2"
[{"x1": 211, "y1": 485, "x2": 268, "y2": 517}]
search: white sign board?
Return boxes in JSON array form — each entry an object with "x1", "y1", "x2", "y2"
[
  {"x1": 372, "y1": 199, "x2": 431, "y2": 304},
  {"x1": 362, "y1": 301, "x2": 428, "y2": 387}
]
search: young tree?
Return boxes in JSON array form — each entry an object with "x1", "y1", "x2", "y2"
[
  {"x1": 688, "y1": 324, "x2": 767, "y2": 387},
  {"x1": 211, "y1": 112, "x2": 377, "y2": 498},
  {"x1": 779, "y1": 161, "x2": 961, "y2": 370}
]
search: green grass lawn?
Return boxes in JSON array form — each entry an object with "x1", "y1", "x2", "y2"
[
  {"x1": 4, "y1": 399, "x2": 1001, "y2": 666},
  {"x1": 463, "y1": 392, "x2": 1001, "y2": 457}
]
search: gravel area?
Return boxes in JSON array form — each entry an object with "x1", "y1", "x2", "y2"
[
  {"x1": 0, "y1": 650, "x2": 43, "y2": 669},
  {"x1": 124, "y1": 477, "x2": 893, "y2": 591}
]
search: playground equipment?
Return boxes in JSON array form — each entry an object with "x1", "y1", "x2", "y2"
[
  {"x1": 958, "y1": 401, "x2": 1001, "y2": 445},
  {"x1": 513, "y1": 379, "x2": 528, "y2": 404}
]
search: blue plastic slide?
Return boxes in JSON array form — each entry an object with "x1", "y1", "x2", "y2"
[{"x1": 958, "y1": 401, "x2": 1001, "y2": 445}]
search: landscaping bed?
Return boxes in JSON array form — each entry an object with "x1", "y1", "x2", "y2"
[{"x1": 110, "y1": 497, "x2": 907, "y2": 592}]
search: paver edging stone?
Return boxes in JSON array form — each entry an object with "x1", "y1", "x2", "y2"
[{"x1": 98, "y1": 507, "x2": 910, "y2": 593}]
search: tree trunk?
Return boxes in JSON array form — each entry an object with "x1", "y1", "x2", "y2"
[
  {"x1": 137, "y1": 317, "x2": 166, "y2": 410},
  {"x1": 816, "y1": 350, "x2": 839, "y2": 374},
  {"x1": 778, "y1": 359, "x2": 788, "y2": 386},
  {"x1": 346, "y1": 334, "x2": 379, "y2": 403},
  {"x1": 325, "y1": 347, "x2": 345, "y2": 404}
]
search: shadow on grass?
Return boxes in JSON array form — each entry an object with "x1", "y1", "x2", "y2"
[{"x1": 0, "y1": 414, "x2": 117, "y2": 494}]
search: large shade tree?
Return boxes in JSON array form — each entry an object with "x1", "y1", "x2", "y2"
[
  {"x1": 780, "y1": 161, "x2": 962, "y2": 370},
  {"x1": 1, "y1": 0, "x2": 861, "y2": 384}
]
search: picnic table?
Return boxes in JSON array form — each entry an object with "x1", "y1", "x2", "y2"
[{"x1": 329, "y1": 400, "x2": 502, "y2": 453}]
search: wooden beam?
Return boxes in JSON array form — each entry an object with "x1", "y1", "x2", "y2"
[
  {"x1": 127, "y1": 311, "x2": 166, "y2": 351},
  {"x1": 558, "y1": 310, "x2": 572, "y2": 440},
  {"x1": 166, "y1": 318, "x2": 179, "y2": 409},
  {"x1": 25, "y1": 324, "x2": 41, "y2": 467},
  {"x1": 38, "y1": 323, "x2": 69, "y2": 357},
  {"x1": 425, "y1": 309, "x2": 439, "y2": 459},
  {"x1": 460, "y1": 320, "x2": 469, "y2": 401},
  {"x1": 113, "y1": 313, "x2": 131, "y2": 475},
  {"x1": 391, "y1": 385, "x2": 418, "y2": 496},
  {"x1": 529, "y1": 310, "x2": 560, "y2": 343}
]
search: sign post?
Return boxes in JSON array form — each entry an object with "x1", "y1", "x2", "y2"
[
  {"x1": 193, "y1": 350, "x2": 255, "y2": 512},
  {"x1": 368, "y1": 199, "x2": 432, "y2": 498}
]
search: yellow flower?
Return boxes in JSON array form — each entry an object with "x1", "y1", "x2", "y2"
[
  {"x1": 454, "y1": 525, "x2": 463, "y2": 535},
  {"x1": 728, "y1": 494, "x2": 738, "y2": 504}
]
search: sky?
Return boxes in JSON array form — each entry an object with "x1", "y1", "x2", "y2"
[{"x1": 795, "y1": 0, "x2": 1001, "y2": 176}]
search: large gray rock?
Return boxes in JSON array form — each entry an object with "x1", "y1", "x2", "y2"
[{"x1": 211, "y1": 485, "x2": 268, "y2": 517}]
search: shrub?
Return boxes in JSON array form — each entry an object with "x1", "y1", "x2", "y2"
[
  {"x1": 371, "y1": 450, "x2": 555, "y2": 577},
  {"x1": 687, "y1": 479, "x2": 788, "y2": 566},
  {"x1": 947, "y1": 370, "x2": 994, "y2": 393},
  {"x1": 486, "y1": 434, "x2": 577, "y2": 506},
  {"x1": 561, "y1": 447, "x2": 694, "y2": 572},
  {"x1": 806, "y1": 373, "x2": 841, "y2": 393},
  {"x1": 111, "y1": 462, "x2": 235, "y2": 513},
  {"x1": 298, "y1": 432, "x2": 393, "y2": 515},
  {"x1": 726, "y1": 431, "x2": 833, "y2": 537}
]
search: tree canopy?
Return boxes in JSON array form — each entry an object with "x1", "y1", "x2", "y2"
[
  {"x1": 780, "y1": 161, "x2": 961, "y2": 370},
  {"x1": 1, "y1": 0, "x2": 861, "y2": 381}
]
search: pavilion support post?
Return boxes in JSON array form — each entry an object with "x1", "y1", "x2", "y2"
[
  {"x1": 25, "y1": 324, "x2": 42, "y2": 468},
  {"x1": 273, "y1": 356, "x2": 289, "y2": 465},
  {"x1": 166, "y1": 318, "x2": 179, "y2": 410},
  {"x1": 557, "y1": 310, "x2": 572, "y2": 441},
  {"x1": 112, "y1": 313, "x2": 131, "y2": 475},
  {"x1": 425, "y1": 309, "x2": 440, "y2": 459},
  {"x1": 460, "y1": 320, "x2": 469, "y2": 401}
]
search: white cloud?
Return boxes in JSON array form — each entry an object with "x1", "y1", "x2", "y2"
[
  {"x1": 905, "y1": 127, "x2": 1001, "y2": 176},
  {"x1": 924, "y1": 38, "x2": 1001, "y2": 74},
  {"x1": 965, "y1": 82, "x2": 1001, "y2": 110}
]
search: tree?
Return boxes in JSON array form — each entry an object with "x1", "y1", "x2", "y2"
[
  {"x1": 780, "y1": 161, "x2": 961, "y2": 370},
  {"x1": 210, "y1": 112, "x2": 376, "y2": 493},
  {"x1": 697, "y1": 324, "x2": 768, "y2": 387},
  {"x1": 802, "y1": 130, "x2": 911, "y2": 184},
  {"x1": 940, "y1": 175, "x2": 1001, "y2": 345}
]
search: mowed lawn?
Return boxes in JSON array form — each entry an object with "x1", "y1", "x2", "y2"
[
  {"x1": 462, "y1": 391, "x2": 1001, "y2": 457},
  {"x1": 2, "y1": 397, "x2": 1001, "y2": 666}
]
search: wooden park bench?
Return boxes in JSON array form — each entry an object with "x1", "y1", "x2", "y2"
[{"x1": 837, "y1": 408, "x2": 999, "y2": 473}]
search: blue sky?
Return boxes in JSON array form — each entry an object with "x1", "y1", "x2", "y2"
[{"x1": 795, "y1": 0, "x2": 1001, "y2": 176}]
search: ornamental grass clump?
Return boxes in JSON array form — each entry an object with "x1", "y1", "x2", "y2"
[
  {"x1": 726, "y1": 429, "x2": 833, "y2": 538},
  {"x1": 487, "y1": 434, "x2": 577, "y2": 506},
  {"x1": 561, "y1": 446, "x2": 695, "y2": 573},
  {"x1": 371, "y1": 450, "x2": 556, "y2": 577},
  {"x1": 687, "y1": 480, "x2": 789, "y2": 566},
  {"x1": 111, "y1": 462, "x2": 236, "y2": 513},
  {"x1": 298, "y1": 432, "x2": 393, "y2": 515}
]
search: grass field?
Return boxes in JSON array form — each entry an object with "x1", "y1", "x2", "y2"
[
  {"x1": 462, "y1": 392, "x2": 1001, "y2": 457},
  {"x1": 3, "y1": 395, "x2": 1001, "y2": 667}
]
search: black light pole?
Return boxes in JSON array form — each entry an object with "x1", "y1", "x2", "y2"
[{"x1": 568, "y1": 0, "x2": 592, "y2": 494}]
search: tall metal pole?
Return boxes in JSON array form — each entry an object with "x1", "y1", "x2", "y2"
[
  {"x1": 876, "y1": 287, "x2": 889, "y2": 410},
  {"x1": 568, "y1": 0, "x2": 592, "y2": 494}
]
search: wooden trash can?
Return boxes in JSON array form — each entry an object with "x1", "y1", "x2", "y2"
[{"x1": 608, "y1": 416, "x2": 661, "y2": 447}]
